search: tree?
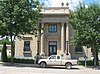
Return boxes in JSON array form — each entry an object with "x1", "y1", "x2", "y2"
[
  {"x1": 69, "y1": 3, "x2": 100, "y2": 67},
  {"x1": 0, "y1": 0, "x2": 43, "y2": 64},
  {"x1": 1, "y1": 42, "x2": 7, "y2": 62},
  {"x1": 0, "y1": 37, "x2": 11, "y2": 45}
]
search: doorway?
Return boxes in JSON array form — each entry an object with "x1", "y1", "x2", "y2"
[{"x1": 49, "y1": 41, "x2": 57, "y2": 56}]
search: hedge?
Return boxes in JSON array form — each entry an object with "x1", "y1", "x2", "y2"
[
  {"x1": 77, "y1": 60, "x2": 94, "y2": 66},
  {"x1": 6, "y1": 57, "x2": 35, "y2": 64}
]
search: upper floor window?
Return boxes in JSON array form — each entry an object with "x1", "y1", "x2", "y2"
[
  {"x1": 75, "y1": 46, "x2": 83, "y2": 53},
  {"x1": 23, "y1": 41, "x2": 30, "y2": 51},
  {"x1": 48, "y1": 25, "x2": 57, "y2": 32}
]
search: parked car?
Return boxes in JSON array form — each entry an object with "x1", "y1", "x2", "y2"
[
  {"x1": 91, "y1": 56, "x2": 100, "y2": 61},
  {"x1": 38, "y1": 55, "x2": 77, "y2": 69}
]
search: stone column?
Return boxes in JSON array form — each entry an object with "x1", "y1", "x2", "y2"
[
  {"x1": 40, "y1": 23, "x2": 44, "y2": 55},
  {"x1": 61, "y1": 23, "x2": 65, "y2": 53},
  {"x1": 66, "y1": 23, "x2": 69, "y2": 55}
]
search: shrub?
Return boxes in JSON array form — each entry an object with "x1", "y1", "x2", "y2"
[
  {"x1": 77, "y1": 60, "x2": 94, "y2": 66},
  {"x1": 6, "y1": 57, "x2": 34, "y2": 64},
  {"x1": 1, "y1": 43, "x2": 7, "y2": 62},
  {"x1": 0, "y1": 48, "x2": 2, "y2": 52}
]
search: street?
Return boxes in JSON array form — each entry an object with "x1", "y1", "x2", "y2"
[{"x1": 0, "y1": 64, "x2": 100, "y2": 74}]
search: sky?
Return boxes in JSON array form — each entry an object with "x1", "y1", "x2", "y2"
[{"x1": 39, "y1": 0, "x2": 100, "y2": 10}]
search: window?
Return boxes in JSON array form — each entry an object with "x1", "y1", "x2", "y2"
[
  {"x1": 57, "y1": 56, "x2": 60, "y2": 59},
  {"x1": 49, "y1": 41, "x2": 57, "y2": 45},
  {"x1": 50, "y1": 55, "x2": 56, "y2": 59},
  {"x1": 24, "y1": 41, "x2": 30, "y2": 51},
  {"x1": 48, "y1": 25, "x2": 57, "y2": 32},
  {"x1": 75, "y1": 46, "x2": 83, "y2": 53}
]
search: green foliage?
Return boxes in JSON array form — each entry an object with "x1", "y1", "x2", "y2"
[
  {"x1": 1, "y1": 43, "x2": 7, "y2": 62},
  {"x1": 0, "y1": 48, "x2": 2, "y2": 52},
  {"x1": 77, "y1": 60, "x2": 94, "y2": 66},
  {"x1": 0, "y1": 0, "x2": 43, "y2": 37},
  {"x1": 6, "y1": 57, "x2": 34, "y2": 64},
  {"x1": 69, "y1": 2, "x2": 100, "y2": 66},
  {"x1": 0, "y1": 0, "x2": 43, "y2": 63},
  {"x1": 0, "y1": 38, "x2": 11, "y2": 44},
  {"x1": 69, "y1": 3, "x2": 100, "y2": 47},
  {"x1": 0, "y1": 40, "x2": 3, "y2": 44}
]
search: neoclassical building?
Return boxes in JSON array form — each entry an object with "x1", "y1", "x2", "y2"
[{"x1": 15, "y1": 5, "x2": 92, "y2": 59}]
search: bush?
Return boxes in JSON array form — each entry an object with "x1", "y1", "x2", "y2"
[
  {"x1": 77, "y1": 60, "x2": 94, "y2": 66},
  {"x1": 1, "y1": 43, "x2": 7, "y2": 62},
  {"x1": 0, "y1": 48, "x2": 2, "y2": 52},
  {"x1": 6, "y1": 57, "x2": 35, "y2": 64}
]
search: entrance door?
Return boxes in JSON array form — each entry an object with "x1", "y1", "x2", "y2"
[{"x1": 49, "y1": 41, "x2": 57, "y2": 56}]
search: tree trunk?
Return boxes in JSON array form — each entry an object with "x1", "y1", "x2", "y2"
[
  {"x1": 94, "y1": 48, "x2": 96, "y2": 67},
  {"x1": 10, "y1": 35, "x2": 14, "y2": 64},
  {"x1": 95, "y1": 48, "x2": 99, "y2": 66},
  {"x1": 93, "y1": 46, "x2": 99, "y2": 67}
]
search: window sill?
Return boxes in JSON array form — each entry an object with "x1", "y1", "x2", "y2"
[
  {"x1": 49, "y1": 31, "x2": 57, "y2": 33},
  {"x1": 75, "y1": 52, "x2": 83, "y2": 54},
  {"x1": 23, "y1": 51, "x2": 32, "y2": 53}
]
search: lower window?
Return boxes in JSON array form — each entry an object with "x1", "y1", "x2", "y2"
[
  {"x1": 75, "y1": 46, "x2": 83, "y2": 53},
  {"x1": 23, "y1": 41, "x2": 30, "y2": 51}
]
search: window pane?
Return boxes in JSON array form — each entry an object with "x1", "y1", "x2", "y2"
[
  {"x1": 50, "y1": 47, "x2": 52, "y2": 53},
  {"x1": 50, "y1": 56, "x2": 56, "y2": 59},
  {"x1": 57, "y1": 56, "x2": 60, "y2": 59},
  {"x1": 54, "y1": 25, "x2": 56, "y2": 32},
  {"x1": 49, "y1": 41, "x2": 57, "y2": 45},
  {"x1": 53, "y1": 47, "x2": 56, "y2": 53}
]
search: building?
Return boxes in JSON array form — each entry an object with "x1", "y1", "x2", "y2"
[{"x1": 15, "y1": 4, "x2": 92, "y2": 59}]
